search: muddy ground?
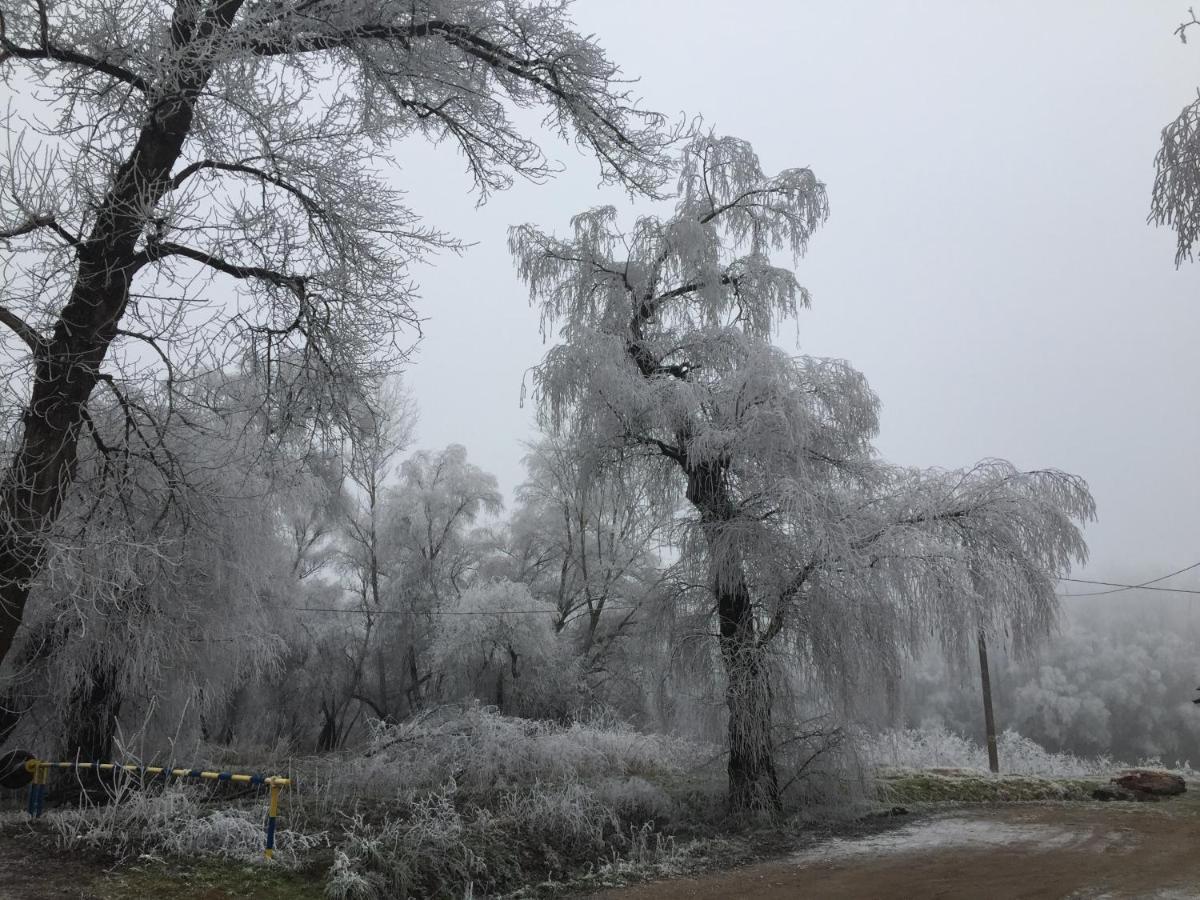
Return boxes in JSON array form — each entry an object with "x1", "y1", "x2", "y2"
[{"x1": 594, "y1": 797, "x2": 1200, "y2": 900}]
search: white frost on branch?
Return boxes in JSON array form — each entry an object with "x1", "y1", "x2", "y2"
[{"x1": 511, "y1": 133, "x2": 1095, "y2": 702}]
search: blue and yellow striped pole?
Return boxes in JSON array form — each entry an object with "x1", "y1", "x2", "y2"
[
  {"x1": 265, "y1": 780, "x2": 282, "y2": 859},
  {"x1": 24, "y1": 760, "x2": 47, "y2": 816},
  {"x1": 23, "y1": 759, "x2": 290, "y2": 858}
]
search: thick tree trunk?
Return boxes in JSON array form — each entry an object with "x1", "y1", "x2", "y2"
[
  {"x1": 0, "y1": 1, "x2": 245, "y2": 669},
  {"x1": 685, "y1": 459, "x2": 780, "y2": 815},
  {"x1": 718, "y1": 577, "x2": 780, "y2": 814},
  {"x1": 64, "y1": 663, "x2": 122, "y2": 763}
]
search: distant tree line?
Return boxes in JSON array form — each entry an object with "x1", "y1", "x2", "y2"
[{"x1": 896, "y1": 597, "x2": 1200, "y2": 765}]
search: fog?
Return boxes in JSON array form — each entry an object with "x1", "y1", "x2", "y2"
[
  {"x1": 402, "y1": 0, "x2": 1200, "y2": 583},
  {"x1": 2, "y1": 3, "x2": 1199, "y2": 893}
]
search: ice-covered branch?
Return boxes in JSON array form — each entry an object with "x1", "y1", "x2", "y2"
[
  {"x1": 169, "y1": 159, "x2": 329, "y2": 223},
  {"x1": 0, "y1": 6, "x2": 148, "y2": 90},
  {"x1": 0, "y1": 212, "x2": 78, "y2": 247},
  {"x1": 236, "y1": 7, "x2": 671, "y2": 194},
  {"x1": 138, "y1": 241, "x2": 306, "y2": 296},
  {"x1": 0, "y1": 303, "x2": 43, "y2": 352}
]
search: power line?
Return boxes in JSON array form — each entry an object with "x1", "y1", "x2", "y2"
[
  {"x1": 1058, "y1": 577, "x2": 1200, "y2": 596},
  {"x1": 1057, "y1": 560, "x2": 1200, "y2": 597},
  {"x1": 292, "y1": 605, "x2": 641, "y2": 616}
]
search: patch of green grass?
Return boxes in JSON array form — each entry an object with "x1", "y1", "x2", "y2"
[
  {"x1": 877, "y1": 770, "x2": 1104, "y2": 804},
  {"x1": 96, "y1": 858, "x2": 326, "y2": 900}
]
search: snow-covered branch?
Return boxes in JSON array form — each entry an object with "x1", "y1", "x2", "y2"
[
  {"x1": 138, "y1": 240, "x2": 306, "y2": 295},
  {"x1": 0, "y1": 302, "x2": 43, "y2": 352},
  {"x1": 0, "y1": 5, "x2": 149, "y2": 90}
]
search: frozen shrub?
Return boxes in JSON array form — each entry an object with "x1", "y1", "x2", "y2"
[
  {"x1": 593, "y1": 776, "x2": 676, "y2": 825},
  {"x1": 325, "y1": 781, "x2": 678, "y2": 899},
  {"x1": 326, "y1": 851, "x2": 380, "y2": 900},
  {"x1": 860, "y1": 725, "x2": 1178, "y2": 777},
  {"x1": 36, "y1": 710, "x2": 713, "y2": 894},
  {"x1": 50, "y1": 781, "x2": 323, "y2": 865},
  {"x1": 315, "y1": 706, "x2": 713, "y2": 807},
  {"x1": 313, "y1": 710, "x2": 710, "y2": 897}
]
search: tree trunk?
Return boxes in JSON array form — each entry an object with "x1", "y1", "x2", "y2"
[
  {"x1": 885, "y1": 672, "x2": 903, "y2": 730},
  {"x1": 718, "y1": 577, "x2": 780, "y2": 814},
  {"x1": 203, "y1": 685, "x2": 244, "y2": 746},
  {"x1": 0, "y1": 0, "x2": 246, "y2": 670},
  {"x1": 685, "y1": 459, "x2": 780, "y2": 815},
  {"x1": 405, "y1": 644, "x2": 419, "y2": 712},
  {"x1": 64, "y1": 663, "x2": 122, "y2": 763},
  {"x1": 317, "y1": 702, "x2": 340, "y2": 752}
]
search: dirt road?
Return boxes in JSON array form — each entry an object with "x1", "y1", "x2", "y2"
[{"x1": 594, "y1": 800, "x2": 1200, "y2": 899}]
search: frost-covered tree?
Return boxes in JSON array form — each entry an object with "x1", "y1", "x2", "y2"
[
  {"x1": 241, "y1": 439, "x2": 502, "y2": 747},
  {"x1": 0, "y1": 0, "x2": 673, "y2": 669},
  {"x1": 1150, "y1": 11, "x2": 1200, "y2": 263},
  {"x1": 340, "y1": 443, "x2": 502, "y2": 719},
  {"x1": 329, "y1": 378, "x2": 416, "y2": 727},
  {"x1": 511, "y1": 134, "x2": 1094, "y2": 813},
  {"x1": 342, "y1": 378, "x2": 416, "y2": 610},
  {"x1": 1, "y1": 373, "x2": 302, "y2": 759},
  {"x1": 429, "y1": 579, "x2": 569, "y2": 716},
  {"x1": 490, "y1": 434, "x2": 674, "y2": 721},
  {"x1": 505, "y1": 434, "x2": 669, "y2": 653},
  {"x1": 392, "y1": 445, "x2": 503, "y2": 605}
]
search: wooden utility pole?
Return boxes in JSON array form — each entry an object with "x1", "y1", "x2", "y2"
[{"x1": 977, "y1": 629, "x2": 999, "y2": 773}]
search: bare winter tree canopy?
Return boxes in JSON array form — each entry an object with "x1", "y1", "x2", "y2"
[
  {"x1": 0, "y1": 0, "x2": 673, "y2": 668},
  {"x1": 512, "y1": 134, "x2": 1095, "y2": 812}
]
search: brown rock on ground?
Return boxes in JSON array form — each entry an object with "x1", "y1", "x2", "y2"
[{"x1": 1112, "y1": 769, "x2": 1186, "y2": 797}]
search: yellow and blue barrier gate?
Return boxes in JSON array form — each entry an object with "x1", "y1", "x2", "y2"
[{"x1": 24, "y1": 759, "x2": 291, "y2": 859}]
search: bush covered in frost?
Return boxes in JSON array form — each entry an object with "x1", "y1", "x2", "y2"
[
  {"x1": 862, "y1": 724, "x2": 1194, "y2": 777},
  {"x1": 50, "y1": 780, "x2": 323, "y2": 865},
  {"x1": 318, "y1": 708, "x2": 714, "y2": 898},
  {"x1": 31, "y1": 708, "x2": 724, "y2": 897},
  {"x1": 28, "y1": 708, "x2": 872, "y2": 897}
]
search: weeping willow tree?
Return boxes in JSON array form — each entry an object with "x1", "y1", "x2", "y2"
[
  {"x1": 511, "y1": 134, "x2": 1095, "y2": 814},
  {"x1": 0, "y1": 366, "x2": 312, "y2": 760},
  {"x1": 1151, "y1": 11, "x2": 1200, "y2": 265}
]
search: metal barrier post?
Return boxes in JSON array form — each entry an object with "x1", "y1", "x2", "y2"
[
  {"x1": 24, "y1": 760, "x2": 37, "y2": 817},
  {"x1": 20, "y1": 757, "x2": 291, "y2": 858},
  {"x1": 37, "y1": 763, "x2": 46, "y2": 815},
  {"x1": 264, "y1": 780, "x2": 281, "y2": 860},
  {"x1": 24, "y1": 760, "x2": 46, "y2": 817}
]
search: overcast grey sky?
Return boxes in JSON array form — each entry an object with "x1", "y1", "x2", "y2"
[{"x1": 395, "y1": 0, "x2": 1200, "y2": 585}]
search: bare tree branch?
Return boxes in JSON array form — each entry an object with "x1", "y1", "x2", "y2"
[
  {"x1": 0, "y1": 304, "x2": 43, "y2": 352},
  {"x1": 138, "y1": 241, "x2": 306, "y2": 295},
  {"x1": 0, "y1": 9, "x2": 149, "y2": 91},
  {"x1": 170, "y1": 159, "x2": 329, "y2": 223},
  {"x1": 0, "y1": 213, "x2": 78, "y2": 246}
]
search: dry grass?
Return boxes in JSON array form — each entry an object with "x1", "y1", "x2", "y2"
[
  {"x1": 33, "y1": 708, "x2": 726, "y2": 899},
  {"x1": 863, "y1": 726, "x2": 1128, "y2": 777}
]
